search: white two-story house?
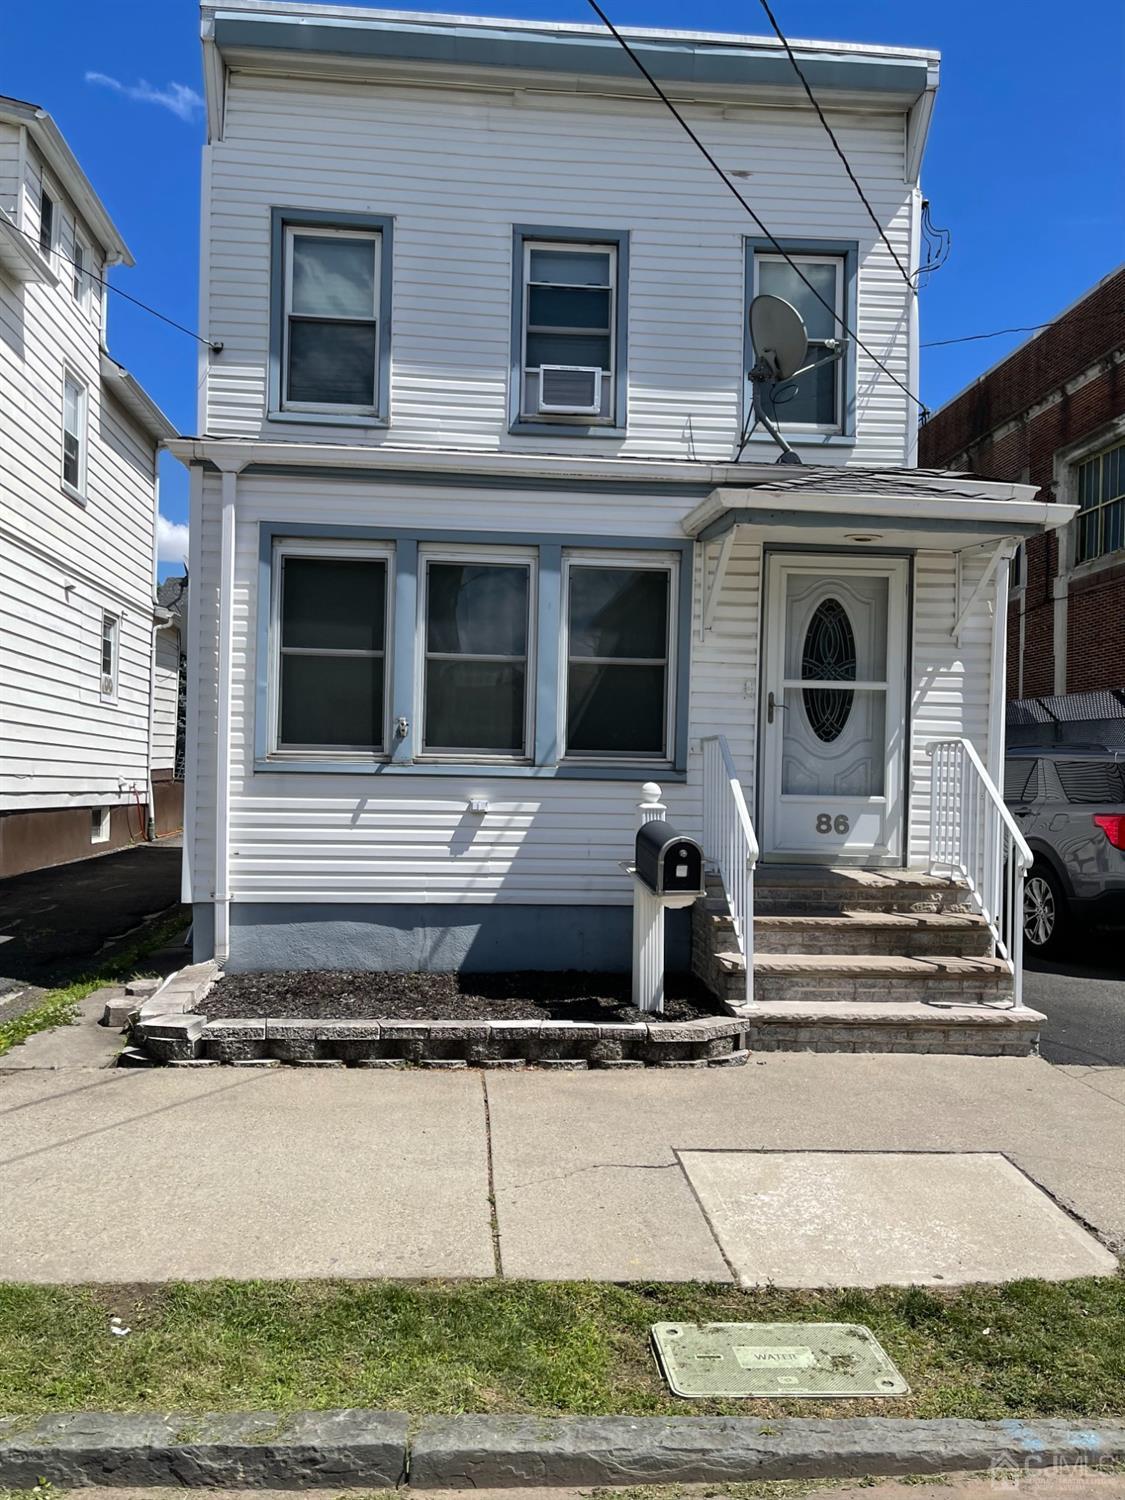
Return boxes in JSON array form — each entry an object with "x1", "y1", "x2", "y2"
[
  {"x1": 173, "y1": 2, "x2": 1073, "y2": 1050},
  {"x1": 0, "y1": 95, "x2": 178, "y2": 878}
]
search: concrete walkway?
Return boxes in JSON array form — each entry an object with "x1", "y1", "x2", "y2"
[{"x1": 0, "y1": 1051, "x2": 1121, "y2": 1284}]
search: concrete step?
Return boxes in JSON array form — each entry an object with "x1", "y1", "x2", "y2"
[
  {"x1": 735, "y1": 911, "x2": 993, "y2": 958},
  {"x1": 738, "y1": 999, "x2": 1044, "y2": 1056},
  {"x1": 707, "y1": 950, "x2": 1014, "y2": 1007},
  {"x1": 747, "y1": 866, "x2": 972, "y2": 916}
]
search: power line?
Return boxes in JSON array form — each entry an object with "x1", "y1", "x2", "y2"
[
  {"x1": 923, "y1": 307, "x2": 1125, "y2": 348},
  {"x1": 582, "y1": 0, "x2": 929, "y2": 419},
  {"x1": 755, "y1": 0, "x2": 916, "y2": 293},
  {"x1": 8, "y1": 218, "x2": 221, "y2": 352}
]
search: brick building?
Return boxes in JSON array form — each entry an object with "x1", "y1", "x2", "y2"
[{"x1": 919, "y1": 267, "x2": 1125, "y2": 722}]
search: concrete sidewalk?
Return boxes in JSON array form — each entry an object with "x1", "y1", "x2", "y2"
[{"x1": 1, "y1": 1052, "x2": 1121, "y2": 1284}]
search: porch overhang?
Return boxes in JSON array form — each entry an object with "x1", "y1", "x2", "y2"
[{"x1": 684, "y1": 474, "x2": 1075, "y2": 552}]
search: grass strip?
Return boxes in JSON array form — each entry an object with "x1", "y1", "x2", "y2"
[
  {"x1": 1, "y1": 1275, "x2": 1122, "y2": 1421},
  {"x1": 0, "y1": 907, "x2": 187, "y2": 1058}
]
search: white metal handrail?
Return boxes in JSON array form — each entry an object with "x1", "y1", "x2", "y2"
[
  {"x1": 701, "y1": 735, "x2": 760, "y2": 1009},
  {"x1": 927, "y1": 738, "x2": 1033, "y2": 1007}
]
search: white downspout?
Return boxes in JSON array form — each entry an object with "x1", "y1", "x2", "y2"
[
  {"x1": 144, "y1": 457, "x2": 162, "y2": 842},
  {"x1": 987, "y1": 542, "x2": 1015, "y2": 784},
  {"x1": 213, "y1": 463, "x2": 239, "y2": 962}
]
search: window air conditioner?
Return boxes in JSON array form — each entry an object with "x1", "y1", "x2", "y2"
[{"x1": 537, "y1": 365, "x2": 602, "y2": 415}]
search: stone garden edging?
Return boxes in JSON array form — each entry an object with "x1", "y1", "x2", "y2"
[{"x1": 131, "y1": 964, "x2": 749, "y2": 1069}]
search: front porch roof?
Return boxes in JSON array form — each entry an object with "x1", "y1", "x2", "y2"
[{"x1": 684, "y1": 465, "x2": 1075, "y2": 550}]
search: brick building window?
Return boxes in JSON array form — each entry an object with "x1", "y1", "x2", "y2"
[{"x1": 1076, "y1": 440, "x2": 1125, "y2": 563}]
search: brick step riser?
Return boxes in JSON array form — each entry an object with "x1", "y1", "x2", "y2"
[
  {"x1": 754, "y1": 895, "x2": 974, "y2": 916},
  {"x1": 749, "y1": 929, "x2": 993, "y2": 958},
  {"x1": 746, "y1": 1023, "x2": 1038, "y2": 1057},
  {"x1": 703, "y1": 969, "x2": 1013, "y2": 1006}
]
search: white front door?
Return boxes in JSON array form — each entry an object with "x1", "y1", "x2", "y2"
[{"x1": 760, "y1": 554, "x2": 908, "y2": 863}]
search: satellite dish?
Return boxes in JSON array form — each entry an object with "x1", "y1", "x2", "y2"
[{"x1": 748, "y1": 294, "x2": 808, "y2": 380}]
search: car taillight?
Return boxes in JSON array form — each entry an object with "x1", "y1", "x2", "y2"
[{"x1": 1093, "y1": 814, "x2": 1125, "y2": 850}]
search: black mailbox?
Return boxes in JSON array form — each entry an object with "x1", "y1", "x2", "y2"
[{"x1": 635, "y1": 820, "x2": 706, "y2": 898}]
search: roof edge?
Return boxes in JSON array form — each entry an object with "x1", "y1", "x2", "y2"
[
  {"x1": 100, "y1": 354, "x2": 179, "y2": 443},
  {"x1": 0, "y1": 95, "x2": 134, "y2": 266}
]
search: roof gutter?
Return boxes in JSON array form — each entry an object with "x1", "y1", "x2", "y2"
[{"x1": 100, "y1": 354, "x2": 179, "y2": 443}]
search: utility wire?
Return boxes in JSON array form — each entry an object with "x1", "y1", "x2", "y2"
[
  {"x1": 755, "y1": 0, "x2": 916, "y2": 293},
  {"x1": 923, "y1": 308, "x2": 1125, "y2": 348},
  {"x1": 7, "y1": 218, "x2": 222, "y2": 352},
  {"x1": 582, "y1": 0, "x2": 929, "y2": 418}
]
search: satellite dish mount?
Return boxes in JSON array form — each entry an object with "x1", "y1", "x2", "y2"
[{"x1": 745, "y1": 294, "x2": 846, "y2": 465}]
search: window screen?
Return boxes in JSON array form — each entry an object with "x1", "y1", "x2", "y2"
[
  {"x1": 565, "y1": 564, "x2": 671, "y2": 757},
  {"x1": 423, "y1": 561, "x2": 531, "y2": 755},
  {"x1": 277, "y1": 555, "x2": 387, "y2": 750}
]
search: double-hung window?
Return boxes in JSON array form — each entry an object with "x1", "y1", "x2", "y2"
[
  {"x1": 563, "y1": 555, "x2": 677, "y2": 763},
  {"x1": 747, "y1": 242, "x2": 855, "y2": 438},
  {"x1": 421, "y1": 550, "x2": 534, "y2": 759},
  {"x1": 99, "y1": 613, "x2": 118, "y2": 699},
  {"x1": 513, "y1": 228, "x2": 628, "y2": 430},
  {"x1": 72, "y1": 238, "x2": 89, "y2": 307},
  {"x1": 38, "y1": 189, "x2": 55, "y2": 258},
  {"x1": 277, "y1": 219, "x2": 389, "y2": 417},
  {"x1": 272, "y1": 545, "x2": 390, "y2": 755},
  {"x1": 62, "y1": 370, "x2": 87, "y2": 497},
  {"x1": 1076, "y1": 440, "x2": 1125, "y2": 563}
]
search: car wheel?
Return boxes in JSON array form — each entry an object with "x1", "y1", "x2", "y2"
[{"x1": 1023, "y1": 863, "x2": 1068, "y2": 956}]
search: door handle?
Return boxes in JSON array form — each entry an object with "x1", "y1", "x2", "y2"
[{"x1": 767, "y1": 690, "x2": 787, "y2": 725}]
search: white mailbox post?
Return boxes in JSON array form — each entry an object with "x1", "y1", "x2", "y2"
[{"x1": 628, "y1": 782, "x2": 706, "y2": 1015}]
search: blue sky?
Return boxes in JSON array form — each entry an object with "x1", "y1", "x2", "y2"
[{"x1": 3, "y1": 0, "x2": 1122, "y2": 578}]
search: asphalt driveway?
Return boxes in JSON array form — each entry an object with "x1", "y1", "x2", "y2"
[
  {"x1": 1025, "y1": 937, "x2": 1125, "y2": 1067},
  {"x1": 0, "y1": 839, "x2": 184, "y2": 1010}
]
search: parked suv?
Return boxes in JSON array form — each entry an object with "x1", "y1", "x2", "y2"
[{"x1": 1004, "y1": 744, "x2": 1125, "y2": 954}]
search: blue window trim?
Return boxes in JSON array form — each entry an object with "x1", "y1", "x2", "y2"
[
  {"x1": 255, "y1": 522, "x2": 690, "y2": 779},
  {"x1": 509, "y1": 224, "x2": 629, "y2": 439},
  {"x1": 743, "y1": 236, "x2": 858, "y2": 448},
  {"x1": 268, "y1": 207, "x2": 394, "y2": 428}
]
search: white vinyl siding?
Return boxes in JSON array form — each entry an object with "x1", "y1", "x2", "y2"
[
  {"x1": 152, "y1": 628, "x2": 181, "y2": 772},
  {"x1": 204, "y1": 75, "x2": 916, "y2": 464},
  {"x1": 0, "y1": 135, "x2": 161, "y2": 816}
]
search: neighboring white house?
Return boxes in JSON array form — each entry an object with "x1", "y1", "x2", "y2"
[
  {"x1": 172, "y1": 4, "x2": 1073, "y2": 1046},
  {"x1": 0, "y1": 94, "x2": 178, "y2": 878}
]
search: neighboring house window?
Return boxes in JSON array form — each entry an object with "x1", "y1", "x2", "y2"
[
  {"x1": 269, "y1": 210, "x2": 394, "y2": 423},
  {"x1": 100, "y1": 613, "x2": 119, "y2": 698},
  {"x1": 745, "y1": 240, "x2": 857, "y2": 440},
  {"x1": 420, "y1": 550, "x2": 534, "y2": 759},
  {"x1": 1076, "y1": 440, "x2": 1124, "y2": 563},
  {"x1": 39, "y1": 189, "x2": 54, "y2": 257},
  {"x1": 511, "y1": 226, "x2": 629, "y2": 432},
  {"x1": 563, "y1": 555, "x2": 676, "y2": 763},
  {"x1": 1010, "y1": 542, "x2": 1024, "y2": 588},
  {"x1": 62, "y1": 371, "x2": 87, "y2": 495},
  {"x1": 72, "y1": 238, "x2": 88, "y2": 306},
  {"x1": 272, "y1": 546, "x2": 390, "y2": 754}
]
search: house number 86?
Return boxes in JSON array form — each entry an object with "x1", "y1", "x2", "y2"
[{"x1": 816, "y1": 814, "x2": 850, "y2": 835}]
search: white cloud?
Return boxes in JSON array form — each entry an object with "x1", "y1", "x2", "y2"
[
  {"x1": 156, "y1": 514, "x2": 189, "y2": 568},
  {"x1": 85, "y1": 72, "x2": 204, "y2": 123}
]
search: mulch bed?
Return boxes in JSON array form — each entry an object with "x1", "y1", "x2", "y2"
[{"x1": 202, "y1": 970, "x2": 720, "y2": 1025}]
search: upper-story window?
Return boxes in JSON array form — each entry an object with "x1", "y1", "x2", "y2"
[
  {"x1": 269, "y1": 210, "x2": 394, "y2": 426},
  {"x1": 61, "y1": 369, "x2": 87, "y2": 499},
  {"x1": 745, "y1": 239, "x2": 857, "y2": 442},
  {"x1": 510, "y1": 226, "x2": 629, "y2": 436},
  {"x1": 72, "y1": 237, "x2": 90, "y2": 309},
  {"x1": 1076, "y1": 440, "x2": 1124, "y2": 563},
  {"x1": 38, "y1": 189, "x2": 55, "y2": 259}
]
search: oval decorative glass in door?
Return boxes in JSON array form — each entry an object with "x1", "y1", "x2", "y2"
[{"x1": 801, "y1": 597, "x2": 855, "y2": 742}]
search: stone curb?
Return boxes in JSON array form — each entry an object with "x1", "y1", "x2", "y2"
[{"x1": 1, "y1": 1411, "x2": 1122, "y2": 1489}]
